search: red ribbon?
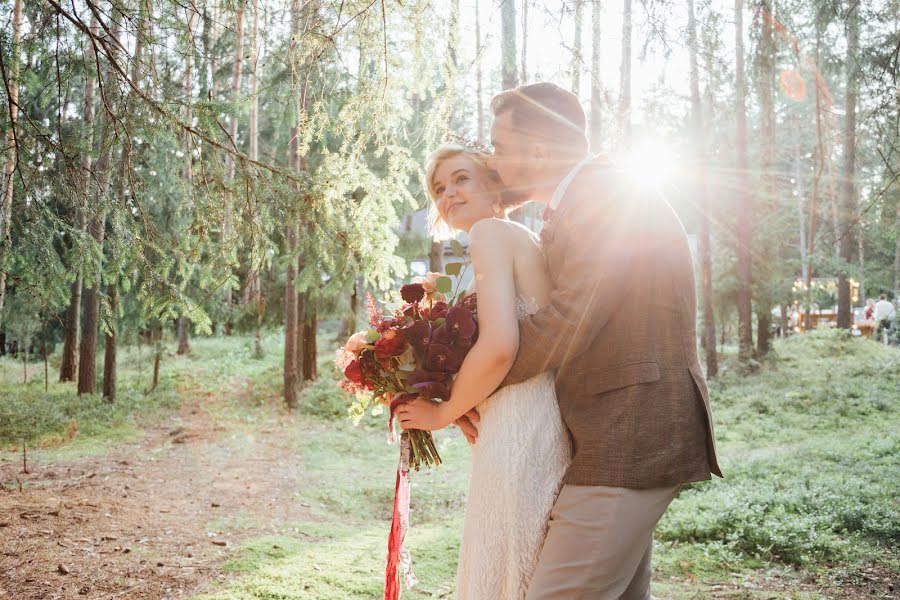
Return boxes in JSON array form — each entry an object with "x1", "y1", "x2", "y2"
[{"x1": 384, "y1": 432, "x2": 416, "y2": 600}]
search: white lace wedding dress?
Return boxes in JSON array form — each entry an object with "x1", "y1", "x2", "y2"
[{"x1": 454, "y1": 295, "x2": 573, "y2": 600}]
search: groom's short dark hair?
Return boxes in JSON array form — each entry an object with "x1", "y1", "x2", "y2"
[{"x1": 491, "y1": 82, "x2": 589, "y2": 157}]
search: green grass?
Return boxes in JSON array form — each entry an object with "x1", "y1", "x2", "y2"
[
  {"x1": 2, "y1": 327, "x2": 897, "y2": 597},
  {"x1": 196, "y1": 330, "x2": 898, "y2": 599}
]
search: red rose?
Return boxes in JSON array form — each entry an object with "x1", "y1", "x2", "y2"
[
  {"x1": 374, "y1": 329, "x2": 407, "y2": 360},
  {"x1": 344, "y1": 360, "x2": 366, "y2": 385}
]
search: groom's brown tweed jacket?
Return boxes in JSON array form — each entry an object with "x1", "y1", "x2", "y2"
[{"x1": 502, "y1": 159, "x2": 722, "y2": 488}]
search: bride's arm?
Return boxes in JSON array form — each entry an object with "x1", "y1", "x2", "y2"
[{"x1": 397, "y1": 220, "x2": 519, "y2": 431}]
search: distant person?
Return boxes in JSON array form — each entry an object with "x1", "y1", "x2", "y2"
[
  {"x1": 874, "y1": 295, "x2": 896, "y2": 339},
  {"x1": 864, "y1": 299, "x2": 875, "y2": 321}
]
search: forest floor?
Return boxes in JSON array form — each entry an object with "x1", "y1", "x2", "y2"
[{"x1": 1, "y1": 330, "x2": 898, "y2": 599}]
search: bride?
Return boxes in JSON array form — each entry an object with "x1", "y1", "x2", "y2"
[{"x1": 396, "y1": 144, "x2": 572, "y2": 599}]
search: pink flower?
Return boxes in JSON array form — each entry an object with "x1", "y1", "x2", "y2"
[
  {"x1": 419, "y1": 272, "x2": 442, "y2": 295},
  {"x1": 345, "y1": 331, "x2": 369, "y2": 356}
]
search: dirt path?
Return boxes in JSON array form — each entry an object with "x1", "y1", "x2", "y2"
[{"x1": 0, "y1": 397, "x2": 314, "y2": 600}]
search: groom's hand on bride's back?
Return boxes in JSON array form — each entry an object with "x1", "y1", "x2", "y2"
[{"x1": 456, "y1": 408, "x2": 481, "y2": 445}]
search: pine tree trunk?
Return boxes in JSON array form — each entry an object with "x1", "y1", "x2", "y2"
[
  {"x1": 837, "y1": 0, "x2": 859, "y2": 330},
  {"x1": 150, "y1": 327, "x2": 162, "y2": 393},
  {"x1": 224, "y1": 8, "x2": 245, "y2": 335},
  {"x1": 60, "y1": 18, "x2": 98, "y2": 383},
  {"x1": 734, "y1": 0, "x2": 754, "y2": 362},
  {"x1": 302, "y1": 300, "x2": 317, "y2": 382},
  {"x1": 475, "y1": 0, "x2": 484, "y2": 143},
  {"x1": 520, "y1": 0, "x2": 528, "y2": 83},
  {"x1": 177, "y1": 316, "x2": 191, "y2": 355},
  {"x1": 754, "y1": 0, "x2": 776, "y2": 356},
  {"x1": 0, "y1": 0, "x2": 23, "y2": 324},
  {"x1": 500, "y1": 0, "x2": 518, "y2": 90},
  {"x1": 429, "y1": 241, "x2": 443, "y2": 272},
  {"x1": 806, "y1": 27, "x2": 827, "y2": 330},
  {"x1": 689, "y1": 0, "x2": 717, "y2": 377},
  {"x1": 102, "y1": 284, "x2": 118, "y2": 402},
  {"x1": 78, "y1": 7, "x2": 122, "y2": 396},
  {"x1": 618, "y1": 0, "x2": 632, "y2": 147},
  {"x1": 283, "y1": 223, "x2": 299, "y2": 409},
  {"x1": 589, "y1": 0, "x2": 602, "y2": 151},
  {"x1": 59, "y1": 279, "x2": 83, "y2": 382},
  {"x1": 571, "y1": 0, "x2": 584, "y2": 95}
]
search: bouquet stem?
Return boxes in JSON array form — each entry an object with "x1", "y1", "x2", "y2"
[{"x1": 407, "y1": 429, "x2": 441, "y2": 470}]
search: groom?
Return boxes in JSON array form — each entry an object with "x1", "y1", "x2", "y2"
[{"x1": 458, "y1": 82, "x2": 722, "y2": 599}]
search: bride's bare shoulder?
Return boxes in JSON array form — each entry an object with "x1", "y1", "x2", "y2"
[{"x1": 468, "y1": 218, "x2": 539, "y2": 251}]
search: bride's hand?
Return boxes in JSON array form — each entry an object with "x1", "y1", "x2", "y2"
[{"x1": 396, "y1": 397, "x2": 451, "y2": 432}]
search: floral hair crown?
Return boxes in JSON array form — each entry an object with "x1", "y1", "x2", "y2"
[{"x1": 443, "y1": 131, "x2": 491, "y2": 155}]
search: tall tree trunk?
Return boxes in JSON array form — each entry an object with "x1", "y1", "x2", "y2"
[
  {"x1": 754, "y1": 0, "x2": 776, "y2": 356},
  {"x1": 894, "y1": 203, "x2": 900, "y2": 293},
  {"x1": 79, "y1": 6, "x2": 122, "y2": 395},
  {"x1": 103, "y1": 1, "x2": 147, "y2": 402},
  {"x1": 475, "y1": 0, "x2": 484, "y2": 143},
  {"x1": 284, "y1": 0, "x2": 302, "y2": 409},
  {"x1": 60, "y1": 279, "x2": 84, "y2": 382},
  {"x1": 806, "y1": 29, "x2": 827, "y2": 330},
  {"x1": 589, "y1": 0, "x2": 602, "y2": 151},
  {"x1": 223, "y1": 8, "x2": 245, "y2": 335},
  {"x1": 102, "y1": 284, "x2": 118, "y2": 401},
  {"x1": 60, "y1": 16, "x2": 99, "y2": 383},
  {"x1": 429, "y1": 240, "x2": 443, "y2": 272},
  {"x1": 734, "y1": 0, "x2": 754, "y2": 361},
  {"x1": 176, "y1": 6, "x2": 197, "y2": 352},
  {"x1": 177, "y1": 316, "x2": 191, "y2": 355},
  {"x1": 249, "y1": 0, "x2": 262, "y2": 358},
  {"x1": 689, "y1": 0, "x2": 717, "y2": 377},
  {"x1": 301, "y1": 297, "x2": 317, "y2": 381},
  {"x1": 618, "y1": 0, "x2": 632, "y2": 147},
  {"x1": 837, "y1": 0, "x2": 859, "y2": 329},
  {"x1": 571, "y1": 0, "x2": 584, "y2": 95},
  {"x1": 520, "y1": 0, "x2": 528, "y2": 83},
  {"x1": 0, "y1": 0, "x2": 22, "y2": 323},
  {"x1": 283, "y1": 222, "x2": 299, "y2": 409},
  {"x1": 500, "y1": 0, "x2": 518, "y2": 90}
]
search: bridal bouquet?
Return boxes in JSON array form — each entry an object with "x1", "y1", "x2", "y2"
[
  {"x1": 336, "y1": 265, "x2": 478, "y2": 470},
  {"x1": 335, "y1": 252, "x2": 477, "y2": 600}
]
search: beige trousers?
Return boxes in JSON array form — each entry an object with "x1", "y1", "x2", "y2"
[{"x1": 525, "y1": 484, "x2": 679, "y2": 600}]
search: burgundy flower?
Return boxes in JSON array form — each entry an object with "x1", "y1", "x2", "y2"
[
  {"x1": 405, "y1": 320, "x2": 432, "y2": 352},
  {"x1": 426, "y1": 302, "x2": 449, "y2": 321},
  {"x1": 374, "y1": 329, "x2": 407, "y2": 361},
  {"x1": 424, "y1": 343, "x2": 452, "y2": 371},
  {"x1": 431, "y1": 324, "x2": 453, "y2": 346},
  {"x1": 358, "y1": 348, "x2": 381, "y2": 382},
  {"x1": 407, "y1": 368, "x2": 451, "y2": 400},
  {"x1": 446, "y1": 305, "x2": 476, "y2": 340},
  {"x1": 400, "y1": 283, "x2": 426, "y2": 304}
]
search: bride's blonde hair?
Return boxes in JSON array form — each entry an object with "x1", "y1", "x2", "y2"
[{"x1": 424, "y1": 144, "x2": 507, "y2": 240}]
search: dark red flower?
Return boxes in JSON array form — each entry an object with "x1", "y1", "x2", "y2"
[
  {"x1": 446, "y1": 305, "x2": 476, "y2": 340},
  {"x1": 400, "y1": 283, "x2": 426, "y2": 304},
  {"x1": 407, "y1": 368, "x2": 451, "y2": 400},
  {"x1": 424, "y1": 343, "x2": 452, "y2": 371},
  {"x1": 431, "y1": 324, "x2": 453, "y2": 346},
  {"x1": 426, "y1": 302, "x2": 449, "y2": 321},
  {"x1": 344, "y1": 360, "x2": 373, "y2": 388},
  {"x1": 374, "y1": 329, "x2": 407, "y2": 360},
  {"x1": 405, "y1": 320, "x2": 432, "y2": 352}
]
